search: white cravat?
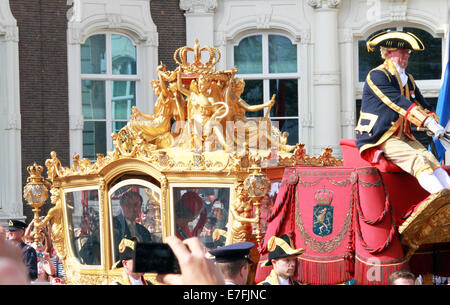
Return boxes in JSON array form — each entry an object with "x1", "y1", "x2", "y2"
[
  {"x1": 129, "y1": 276, "x2": 144, "y2": 285},
  {"x1": 278, "y1": 276, "x2": 291, "y2": 285},
  {"x1": 393, "y1": 61, "x2": 408, "y2": 87}
]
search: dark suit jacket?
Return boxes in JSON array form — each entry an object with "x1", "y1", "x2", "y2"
[
  {"x1": 113, "y1": 213, "x2": 152, "y2": 243},
  {"x1": 20, "y1": 241, "x2": 38, "y2": 280},
  {"x1": 78, "y1": 214, "x2": 152, "y2": 265},
  {"x1": 355, "y1": 59, "x2": 435, "y2": 153},
  {"x1": 113, "y1": 213, "x2": 152, "y2": 258}
]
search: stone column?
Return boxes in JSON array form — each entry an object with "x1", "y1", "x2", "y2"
[
  {"x1": 180, "y1": 0, "x2": 217, "y2": 48},
  {"x1": 298, "y1": 29, "x2": 314, "y2": 155},
  {"x1": 0, "y1": 0, "x2": 24, "y2": 225},
  {"x1": 339, "y1": 28, "x2": 356, "y2": 140},
  {"x1": 66, "y1": 16, "x2": 84, "y2": 163},
  {"x1": 308, "y1": 0, "x2": 342, "y2": 157}
]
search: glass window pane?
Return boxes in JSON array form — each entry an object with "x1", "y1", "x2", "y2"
[
  {"x1": 82, "y1": 80, "x2": 106, "y2": 120},
  {"x1": 83, "y1": 121, "x2": 106, "y2": 160},
  {"x1": 110, "y1": 184, "x2": 162, "y2": 265},
  {"x1": 112, "y1": 121, "x2": 127, "y2": 134},
  {"x1": 234, "y1": 35, "x2": 262, "y2": 74},
  {"x1": 173, "y1": 187, "x2": 230, "y2": 250},
  {"x1": 81, "y1": 35, "x2": 106, "y2": 74},
  {"x1": 111, "y1": 34, "x2": 137, "y2": 75},
  {"x1": 272, "y1": 119, "x2": 298, "y2": 146},
  {"x1": 66, "y1": 189, "x2": 101, "y2": 265},
  {"x1": 269, "y1": 79, "x2": 298, "y2": 117},
  {"x1": 269, "y1": 35, "x2": 297, "y2": 73},
  {"x1": 240, "y1": 79, "x2": 264, "y2": 117},
  {"x1": 403, "y1": 27, "x2": 441, "y2": 80},
  {"x1": 111, "y1": 81, "x2": 136, "y2": 120}
]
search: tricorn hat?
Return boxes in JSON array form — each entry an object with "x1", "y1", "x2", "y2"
[
  {"x1": 262, "y1": 234, "x2": 305, "y2": 267},
  {"x1": 366, "y1": 30, "x2": 425, "y2": 52}
]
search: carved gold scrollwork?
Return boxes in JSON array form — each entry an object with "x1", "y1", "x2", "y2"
[{"x1": 400, "y1": 189, "x2": 450, "y2": 260}]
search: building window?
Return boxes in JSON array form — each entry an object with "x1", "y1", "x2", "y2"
[
  {"x1": 233, "y1": 33, "x2": 299, "y2": 145},
  {"x1": 81, "y1": 34, "x2": 138, "y2": 159}
]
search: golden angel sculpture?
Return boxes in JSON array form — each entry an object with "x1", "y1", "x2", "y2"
[{"x1": 117, "y1": 39, "x2": 293, "y2": 154}]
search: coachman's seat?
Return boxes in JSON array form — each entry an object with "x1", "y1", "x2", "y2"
[{"x1": 340, "y1": 139, "x2": 450, "y2": 277}]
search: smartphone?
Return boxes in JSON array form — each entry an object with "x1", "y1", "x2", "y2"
[{"x1": 133, "y1": 242, "x2": 181, "y2": 274}]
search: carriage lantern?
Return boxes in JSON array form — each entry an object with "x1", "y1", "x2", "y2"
[
  {"x1": 243, "y1": 164, "x2": 271, "y2": 244},
  {"x1": 23, "y1": 162, "x2": 49, "y2": 245}
]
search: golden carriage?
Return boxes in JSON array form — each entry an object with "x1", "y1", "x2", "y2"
[
  {"x1": 24, "y1": 40, "x2": 342, "y2": 284},
  {"x1": 24, "y1": 40, "x2": 449, "y2": 285}
]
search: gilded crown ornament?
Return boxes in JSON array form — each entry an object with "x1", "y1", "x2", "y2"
[
  {"x1": 174, "y1": 39, "x2": 220, "y2": 71},
  {"x1": 26, "y1": 162, "x2": 45, "y2": 183}
]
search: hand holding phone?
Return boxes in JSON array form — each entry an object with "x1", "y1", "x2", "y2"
[
  {"x1": 133, "y1": 242, "x2": 181, "y2": 274},
  {"x1": 155, "y1": 236, "x2": 225, "y2": 285}
]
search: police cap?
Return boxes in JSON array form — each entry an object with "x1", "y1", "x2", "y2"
[
  {"x1": 7, "y1": 219, "x2": 27, "y2": 231},
  {"x1": 208, "y1": 242, "x2": 254, "y2": 264}
]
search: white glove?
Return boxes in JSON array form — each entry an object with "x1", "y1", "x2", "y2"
[{"x1": 424, "y1": 117, "x2": 445, "y2": 140}]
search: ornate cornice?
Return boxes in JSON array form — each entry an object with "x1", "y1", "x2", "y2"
[
  {"x1": 307, "y1": 0, "x2": 342, "y2": 9},
  {"x1": 180, "y1": 0, "x2": 218, "y2": 14},
  {"x1": 255, "y1": 2, "x2": 273, "y2": 29},
  {"x1": 389, "y1": 0, "x2": 408, "y2": 21},
  {"x1": 66, "y1": 0, "x2": 157, "y2": 45}
]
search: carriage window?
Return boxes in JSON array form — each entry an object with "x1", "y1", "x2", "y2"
[
  {"x1": 173, "y1": 187, "x2": 230, "y2": 250},
  {"x1": 65, "y1": 189, "x2": 101, "y2": 265},
  {"x1": 110, "y1": 184, "x2": 162, "y2": 266}
]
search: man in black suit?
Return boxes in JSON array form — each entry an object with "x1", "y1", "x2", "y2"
[
  {"x1": 113, "y1": 191, "x2": 152, "y2": 261},
  {"x1": 79, "y1": 190, "x2": 152, "y2": 265}
]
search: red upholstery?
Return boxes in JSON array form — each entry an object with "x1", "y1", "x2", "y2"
[
  {"x1": 340, "y1": 139, "x2": 450, "y2": 226},
  {"x1": 339, "y1": 139, "x2": 403, "y2": 172}
]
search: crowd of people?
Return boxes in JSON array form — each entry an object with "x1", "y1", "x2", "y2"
[
  {"x1": 2, "y1": 218, "x2": 447, "y2": 285},
  {"x1": 0, "y1": 219, "x2": 65, "y2": 285}
]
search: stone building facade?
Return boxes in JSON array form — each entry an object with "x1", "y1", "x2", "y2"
[{"x1": 0, "y1": 0, "x2": 448, "y2": 224}]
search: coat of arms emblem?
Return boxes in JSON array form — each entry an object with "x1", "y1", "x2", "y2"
[{"x1": 312, "y1": 186, "x2": 334, "y2": 237}]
